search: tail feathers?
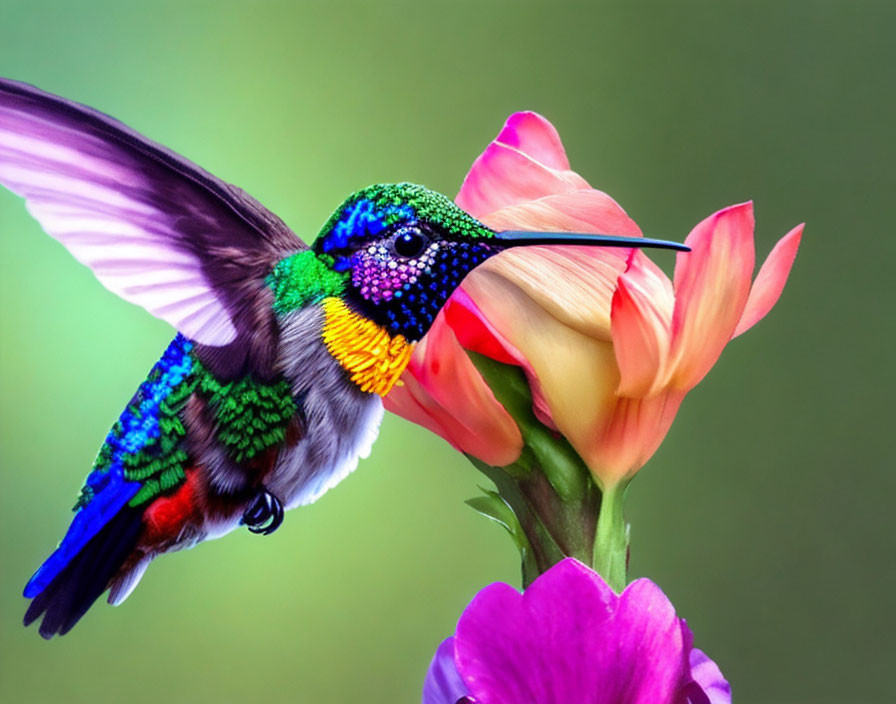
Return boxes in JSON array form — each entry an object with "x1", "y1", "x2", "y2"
[
  {"x1": 108, "y1": 557, "x2": 150, "y2": 606},
  {"x1": 24, "y1": 505, "x2": 144, "y2": 638},
  {"x1": 24, "y1": 473, "x2": 140, "y2": 599}
]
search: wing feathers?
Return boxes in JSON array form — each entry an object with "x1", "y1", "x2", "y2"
[{"x1": 0, "y1": 77, "x2": 304, "y2": 352}]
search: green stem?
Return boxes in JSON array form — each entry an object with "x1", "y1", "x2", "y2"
[
  {"x1": 468, "y1": 455, "x2": 599, "y2": 587},
  {"x1": 592, "y1": 481, "x2": 628, "y2": 592},
  {"x1": 463, "y1": 351, "x2": 631, "y2": 588}
]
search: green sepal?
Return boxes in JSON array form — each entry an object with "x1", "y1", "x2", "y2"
[
  {"x1": 467, "y1": 456, "x2": 582, "y2": 587},
  {"x1": 466, "y1": 487, "x2": 539, "y2": 585},
  {"x1": 466, "y1": 351, "x2": 590, "y2": 503}
]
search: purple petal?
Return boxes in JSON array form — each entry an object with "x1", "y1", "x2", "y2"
[
  {"x1": 687, "y1": 649, "x2": 731, "y2": 704},
  {"x1": 454, "y1": 559, "x2": 693, "y2": 704},
  {"x1": 455, "y1": 559, "x2": 611, "y2": 704},
  {"x1": 0, "y1": 78, "x2": 301, "y2": 347},
  {"x1": 606, "y1": 579, "x2": 691, "y2": 703},
  {"x1": 423, "y1": 638, "x2": 471, "y2": 704}
]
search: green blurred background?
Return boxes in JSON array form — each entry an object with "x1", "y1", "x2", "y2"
[{"x1": 0, "y1": 1, "x2": 893, "y2": 702}]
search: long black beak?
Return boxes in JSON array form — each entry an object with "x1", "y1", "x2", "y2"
[{"x1": 494, "y1": 231, "x2": 690, "y2": 252}]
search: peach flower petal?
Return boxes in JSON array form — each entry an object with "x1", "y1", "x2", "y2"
[
  {"x1": 490, "y1": 111, "x2": 572, "y2": 171},
  {"x1": 733, "y1": 224, "x2": 803, "y2": 337},
  {"x1": 442, "y1": 290, "x2": 523, "y2": 367},
  {"x1": 443, "y1": 290, "x2": 554, "y2": 428},
  {"x1": 456, "y1": 112, "x2": 588, "y2": 218},
  {"x1": 585, "y1": 391, "x2": 686, "y2": 487},
  {"x1": 461, "y1": 262, "x2": 622, "y2": 464},
  {"x1": 668, "y1": 203, "x2": 755, "y2": 390},
  {"x1": 481, "y1": 188, "x2": 641, "y2": 238},
  {"x1": 611, "y1": 250, "x2": 675, "y2": 398},
  {"x1": 468, "y1": 246, "x2": 622, "y2": 342},
  {"x1": 383, "y1": 312, "x2": 523, "y2": 467},
  {"x1": 443, "y1": 290, "x2": 560, "y2": 429}
]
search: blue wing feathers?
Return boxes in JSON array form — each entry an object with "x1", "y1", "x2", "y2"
[{"x1": 24, "y1": 335, "x2": 194, "y2": 600}]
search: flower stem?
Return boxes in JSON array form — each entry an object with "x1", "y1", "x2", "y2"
[
  {"x1": 592, "y1": 482, "x2": 628, "y2": 592},
  {"x1": 468, "y1": 455, "x2": 599, "y2": 587},
  {"x1": 464, "y1": 352, "x2": 616, "y2": 586}
]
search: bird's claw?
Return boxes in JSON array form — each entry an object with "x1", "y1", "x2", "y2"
[{"x1": 241, "y1": 489, "x2": 284, "y2": 535}]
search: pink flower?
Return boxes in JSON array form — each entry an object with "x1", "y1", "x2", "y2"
[
  {"x1": 384, "y1": 112, "x2": 802, "y2": 487},
  {"x1": 423, "y1": 558, "x2": 730, "y2": 704}
]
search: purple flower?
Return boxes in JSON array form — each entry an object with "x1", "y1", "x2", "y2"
[{"x1": 424, "y1": 559, "x2": 729, "y2": 704}]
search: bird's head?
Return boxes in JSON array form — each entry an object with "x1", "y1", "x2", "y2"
[
  {"x1": 296, "y1": 183, "x2": 687, "y2": 343},
  {"x1": 311, "y1": 183, "x2": 500, "y2": 341}
]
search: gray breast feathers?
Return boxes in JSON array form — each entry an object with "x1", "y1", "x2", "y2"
[{"x1": 271, "y1": 305, "x2": 383, "y2": 509}]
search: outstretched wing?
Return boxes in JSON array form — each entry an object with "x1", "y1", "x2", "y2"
[{"x1": 0, "y1": 77, "x2": 303, "y2": 370}]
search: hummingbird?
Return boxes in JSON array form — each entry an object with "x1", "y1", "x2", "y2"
[{"x1": 0, "y1": 77, "x2": 688, "y2": 638}]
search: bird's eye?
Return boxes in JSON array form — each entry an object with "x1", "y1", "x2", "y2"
[{"x1": 391, "y1": 226, "x2": 430, "y2": 258}]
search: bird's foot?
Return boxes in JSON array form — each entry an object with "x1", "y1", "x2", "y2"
[{"x1": 241, "y1": 489, "x2": 284, "y2": 535}]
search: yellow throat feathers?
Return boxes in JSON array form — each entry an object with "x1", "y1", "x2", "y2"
[{"x1": 321, "y1": 297, "x2": 414, "y2": 396}]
